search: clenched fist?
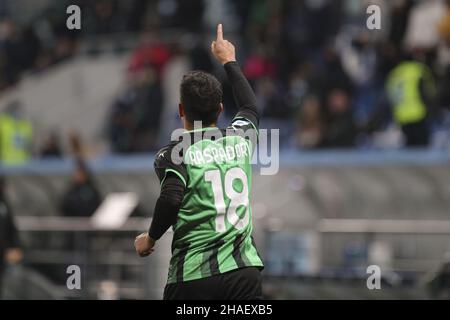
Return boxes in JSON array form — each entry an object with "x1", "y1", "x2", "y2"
[
  {"x1": 211, "y1": 24, "x2": 236, "y2": 65},
  {"x1": 134, "y1": 232, "x2": 155, "y2": 257}
]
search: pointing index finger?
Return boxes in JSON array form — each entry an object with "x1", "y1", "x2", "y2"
[{"x1": 217, "y1": 23, "x2": 223, "y2": 41}]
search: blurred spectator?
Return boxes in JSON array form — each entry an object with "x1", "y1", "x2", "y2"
[
  {"x1": 336, "y1": 30, "x2": 379, "y2": 123},
  {"x1": 128, "y1": 31, "x2": 171, "y2": 77},
  {"x1": 322, "y1": 88, "x2": 357, "y2": 148},
  {"x1": 426, "y1": 252, "x2": 450, "y2": 299},
  {"x1": 243, "y1": 46, "x2": 276, "y2": 83},
  {"x1": 133, "y1": 66, "x2": 164, "y2": 151},
  {"x1": 437, "y1": 0, "x2": 450, "y2": 108},
  {"x1": 403, "y1": 0, "x2": 446, "y2": 50},
  {"x1": 0, "y1": 19, "x2": 39, "y2": 86},
  {"x1": 284, "y1": 65, "x2": 310, "y2": 113},
  {"x1": 60, "y1": 159, "x2": 102, "y2": 217},
  {"x1": 389, "y1": 0, "x2": 414, "y2": 45},
  {"x1": 0, "y1": 176, "x2": 23, "y2": 297},
  {"x1": 0, "y1": 101, "x2": 33, "y2": 166},
  {"x1": 295, "y1": 95, "x2": 324, "y2": 149},
  {"x1": 280, "y1": 0, "x2": 338, "y2": 66},
  {"x1": 39, "y1": 131, "x2": 63, "y2": 158},
  {"x1": 158, "y1": 43, "x2": 190, "y2": 144},
  {"x1": 0, "y1": 10, "x2": 77, "y2": 91},
  {"x1": 83, "y1": 0, "x2": 121, "y2": 35},
  {"x1": 386, "y1": 57, "x2": 437, "y2": 146},
  {"x1": 256, "y1": 77, "x2": 289, "y2": 119},
  {"x1": 174, "y1": 0, "x2": 205, "y2": 32},
  {"x1": 189, "y1": 37, "x2": 214, "y2": 73},
  {"x1": 108, "y1": 91, "x2": 137, "y2": 154},
  {"x1": 108, "y1": 65, "x2": 163, "y2": 153},
  {"x1": 439, "y1": 0, "x2": 450, "y2": 41},
  {"x1": 319, "y1": 46, "x2": 353, "y2": 94},
  {"x1": 68, "y1": 131, "x2": 84, "y2": 157}
]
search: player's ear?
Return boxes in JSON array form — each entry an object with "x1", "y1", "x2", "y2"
[{"x1": 178, "y1": 103, "x2": 185, "y2": 118}]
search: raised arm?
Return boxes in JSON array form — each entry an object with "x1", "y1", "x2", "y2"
[{"x1": 211, "y1": 24, "x2": 259, "y2": 128}]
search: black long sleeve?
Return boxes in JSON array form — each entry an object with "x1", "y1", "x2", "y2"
[
  {"x1": 148, "y1": 173, "x2": 186, "y2": 240},
  {"x1": 224, "y1": 61, "x2": 259, "y2": 127}
]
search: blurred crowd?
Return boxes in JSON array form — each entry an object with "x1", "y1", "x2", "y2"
[
  {"x1": 106, "y1": 0, "x2": 450, "y2": 152},
  {"x1": 1, "y1": 0, "x2": 450, "y2": 162},
  {"x1": 0, "y1": 0, "x2": 153, "y2": 91}
]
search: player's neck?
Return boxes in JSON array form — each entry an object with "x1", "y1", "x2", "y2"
[{"x1": 184, "y1": 123, "x2": 217, "y2": 131}]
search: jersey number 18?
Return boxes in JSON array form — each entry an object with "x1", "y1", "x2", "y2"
[{"x1": 204, "y1": 167, "x2": 250, "y2": 233}]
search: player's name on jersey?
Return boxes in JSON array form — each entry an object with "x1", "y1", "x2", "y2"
[{"x1": 186, "y1": 141, "x2": 250, "y2": 166}]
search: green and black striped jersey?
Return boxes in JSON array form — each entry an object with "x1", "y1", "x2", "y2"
[{"x1": 154, "y1": 115, "x2": 264, "y2": 284}]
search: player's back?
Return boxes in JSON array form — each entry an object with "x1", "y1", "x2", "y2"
[{"x1": 155, "y1": 125, "x2": 263, "y2": 284}]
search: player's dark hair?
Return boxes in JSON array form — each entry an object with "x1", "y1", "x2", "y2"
[{"x1": 180, "y1": 71, "x2": 223, "y2": 126}]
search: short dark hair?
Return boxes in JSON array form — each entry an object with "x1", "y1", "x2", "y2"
[{"x1": 180, "y1": 71, "x2": 223, "y2": 126}]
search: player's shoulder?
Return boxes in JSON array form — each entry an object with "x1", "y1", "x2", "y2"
[
  {"x1": 154, "y1": 141, "x2": 179, "y2": 167},
  {"x1": 153, "y1": 140, "x2": 188, "y2": 184},
  {"x1": 155, "y1": 141, "x2": 177, "y2": 158},
  {"x1": 227, "y1": 117, "x2": 256, "y2": 131},
  {"x1": 222, "y1": 117, "x2": 259, "y2": 145}
]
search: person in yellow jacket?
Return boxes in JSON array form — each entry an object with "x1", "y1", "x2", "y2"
[
  {"x1": 386, "y1": 59, "x2": 436, "y2": 147},
  {"x1": 0, "y1": 102, "x2": 33, "y2": 166}
]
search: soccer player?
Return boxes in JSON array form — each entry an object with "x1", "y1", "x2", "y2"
[{"x1": 134, "y1": 24, "x2": 264, "y2": 300}]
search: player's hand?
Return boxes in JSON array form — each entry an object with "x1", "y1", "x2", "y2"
[
  {"x1": 211, "y1": 24, "x2": 236, "y2": 65},
  {"x1": 134, "y1": 233, "x2": 155, "y2": 257}
]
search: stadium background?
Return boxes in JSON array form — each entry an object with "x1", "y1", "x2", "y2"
[{"x1": 1, "y1": 0, "x2": 450, "y2": 299}]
